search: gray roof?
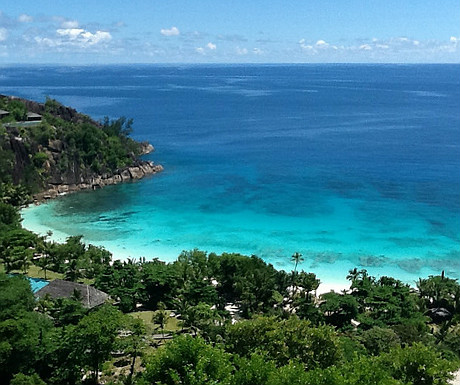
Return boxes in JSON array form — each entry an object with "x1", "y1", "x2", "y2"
[
  {"x1": 35, "y1": 279, "x2": 109, "y2": 308},
  {"x1": 26, "y1": 112, "x2": 42, "y2": 120},
  {"x1": 0, "y1": 109, "x2": 9, "y2": 115}
]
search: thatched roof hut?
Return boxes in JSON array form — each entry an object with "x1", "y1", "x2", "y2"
[{"x1": 35, "y1": 279, "x2": 109, "y2": 309}]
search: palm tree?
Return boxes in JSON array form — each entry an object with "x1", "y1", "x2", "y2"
[
  {"x1": 37, "y1": 255, "x2": 51, "y2": 280},
  {"x1": 289, "y1": 252, "x2": 304, "y2": 298},
  {"x1": 291, "y1": 252, "x2": 304, "y2": 273},
  {"x1": 153, "y1": 301, "x2": 169, "y2": 339}
]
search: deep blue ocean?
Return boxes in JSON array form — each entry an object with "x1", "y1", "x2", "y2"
[{"x1": 3, "y1": 64, "x2": 459, "y2": 285}]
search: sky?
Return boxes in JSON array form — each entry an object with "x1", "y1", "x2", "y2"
[{"x1": 0, "y1": 1, "x2": 459, "y2": 64}]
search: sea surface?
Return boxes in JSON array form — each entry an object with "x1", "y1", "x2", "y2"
[{"x1": 3, "y1": 64, "x2": 459, "y2": 286}]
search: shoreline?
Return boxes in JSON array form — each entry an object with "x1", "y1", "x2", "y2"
[{"x1": 20, "y1": 202, "x2": 414, "y2": 296}]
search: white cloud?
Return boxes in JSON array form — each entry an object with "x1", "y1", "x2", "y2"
[
  {"x1": 35, "y1": 27, "x2": 112, "y2": 49},
  {"x1": 61, "y1": 20, "x2": 79, "y2": 29},
  {"x1": 196, "y1": 42, "x2": 217, "y2": 55},
  {"x1": 57, "y1": 28, "x2": 85, "y2": 39},
  {"x1": 236, "y1": 46, "x2": 248, "y2": 55},
  {"x1": 18, "y1": 14, "x2": 33, "y2": 23},
  {"x1": 253, "y1": 47, "x2": 263, "y2": 55},
  {"x1": 315, "y1": 39, "x2": 328, "y2": 47},
  {"x1": 160, "y1": 26, "x2": 180, "y2": 36},
  {"x1": 0, "y1": 28, "x2": 7, "y2": 42},
  {"x1": 299, "y1": 39, "x2": 313, "y2": 50},
  {"x1": 359, "y1": 44, "x2": 372, "y2": 51},
  {"x1": 34, "y1": 36, "x2": 59, "y2": 48}
]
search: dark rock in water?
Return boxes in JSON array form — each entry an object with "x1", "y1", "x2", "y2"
[{"x1": 425, "y1": 307, "x2": 452, "y2": 323}]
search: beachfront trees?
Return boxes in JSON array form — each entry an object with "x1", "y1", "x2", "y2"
[
  {"x1": 417, "y1": 274, "x2": 460, "y2": 315},
  {"x1": 0, "y1": 202, "x2": 21, "y2": 230},
  {"x1": 94, "y1": 259, "x2": 145, "y2": 312},
  {"x1": 347, "y1": 269, "x2": 421, "y2": 327},
  {"x1": 0, "y1": 228, "x2": 38, "y2": 273},
  {"x1": 291, "y1": 251, "x2": 304, "y2": 273},
  {"x1": 141, "y1": 260, "x2": 178, "y2": 309},
  {"x1": 319, "y1": 291, "x2": 358, "y2": 329}
]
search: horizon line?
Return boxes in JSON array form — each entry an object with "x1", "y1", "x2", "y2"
[{"x1": 1, "y1": 61, "x2": 460, "y2": 67}]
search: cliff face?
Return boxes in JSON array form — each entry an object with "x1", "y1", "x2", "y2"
[
  {"x1": 34, "y1": 160, "x2": 163, "y2": 201},
  {"x1": 0, "y1": 95, "x2": 163, "y2": 202}
]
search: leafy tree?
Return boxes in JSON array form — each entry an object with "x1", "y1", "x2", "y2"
[
  {"x1": 232, "y1": 353, "x2": 277, "y2": 385},
  {"x1": 141, "y1": 259, "x2": 179, "y2": 309},
  {"x1": 360, "y1": 326, "x2": 401, "y2": 356},
  {"x1": 319, "y1": 292, "x2": 358, "y2": 329},
  {"x1": 417, "y1": 274, "x2": 460, "y2": 315},
  {"x1": 83, "y1": 245, "x2": 112, "y2": 278},
  {"x1": 6, "y1": 99, "x2": 27, "y2": 121},
  {"x1": 142, "y1": 335, "x2": 233, "y2": 385},
  {"x1": 121, "y1": 317, "x2": 146, "y2": 385},
  {"x1": 182, "y1": 302, "x2": 222, "y2": 338},
  {"x1": 47, "y1": 297, "x2": 87, "y2": 327},
  {"x1": 0, "y1": 228, "x2": 38, "y2": 273},
  {"x1": 225, "y1": 316, "x2": 342, "y2": 369},
  {"x1": 0, "y1": 202, "x2": 21, "y2": 229},
  {"x1": 95, "y1": 259, "x2": 144, "y2": 312},
  {"x1": 102, "y1": 116, "x2": 134, "y2": 139},
  {"x1": 0, "y1": 273, "x2": 35, "y2": 320},
  {"x1": 379, "y1": 343, "x2": 457, "y2": 385},
  {"x1": 71, "y1": 304, "x2": 124, "y2": 384},
  {"x1": 0, "y1": 274, "x2": 54, "y2": 383},
  {"x1": 391, "y1": 318, "x2": 432, "y2": 346},
  {"x1": 0, "y1": 183, "x2": 30, "y2": 206},
  {"x1": 10, "y1": 373, "x2": 47, "y2": 385},
  {"x1": 266, "y1": 361, "x2": 313, "y2": 385},
  {"x1": 347, "y1": 269, "x2": 422, "y2": 328},
  {"x1": 61, "y1": 236, "x2": 86, "y2": 281},
  {"x1": 306, "y1": 355, "x2": 402, "y2": 385}
]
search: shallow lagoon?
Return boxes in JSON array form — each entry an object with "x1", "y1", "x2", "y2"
[{"x1": 12, "y1": 64, "x2": 460, "y2": 286}]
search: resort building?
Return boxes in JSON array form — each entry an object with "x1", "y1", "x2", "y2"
[{"x1": 34, "y1": 279, "x2": 109, "y2": 309}]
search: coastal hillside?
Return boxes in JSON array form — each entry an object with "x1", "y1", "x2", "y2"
[{"x1": 0, "y1": 95, "x2": 162, "y2": 203}]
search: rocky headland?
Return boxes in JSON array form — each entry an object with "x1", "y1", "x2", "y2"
[
  {"x1": 0, "y1": 95, "x2": 163, "y2": 203},
  {"x1": 33, "y1": 158, "x2": 163, "y2": 202}
]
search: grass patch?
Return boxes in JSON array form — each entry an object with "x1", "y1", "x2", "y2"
[
  {"x1": 1, "y1": 263, "x2": 94, "y2": 285},
  {"x1": 129, "y1": 310, "x2": 182, "y2": 333},
  {"x1": 0, "y1": 263, "x2": 64, "y2": 280}
]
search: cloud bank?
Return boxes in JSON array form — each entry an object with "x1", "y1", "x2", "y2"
[{"x1": 160, "y1": 26, "x2": 180, "y2": 36}]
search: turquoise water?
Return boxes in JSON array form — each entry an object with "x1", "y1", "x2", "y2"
[
  {"x1": 27, "y1": 277, "x2": 49, "y2": 293},
  {"x1": 7, "y1": 64, "x2": 460, "y2": 285}
]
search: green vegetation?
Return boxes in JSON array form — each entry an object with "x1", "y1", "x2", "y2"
[
  {"x1": 1, "y1": 96, "x2": 459, "y2": 384},
  {"x1": 1, "y1": 96, "x2": 147, "y2": 195},
  {"x1": 1, "y1": 243, "x2": 459, "y2": 384}
]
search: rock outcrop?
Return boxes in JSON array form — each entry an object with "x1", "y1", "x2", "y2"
[
  {"x1": 34, "y1": 161, "x2": 163, "y2": 202},
  {"x1": 0, "y1": 94, "x2": 163, "y2": 203}
]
